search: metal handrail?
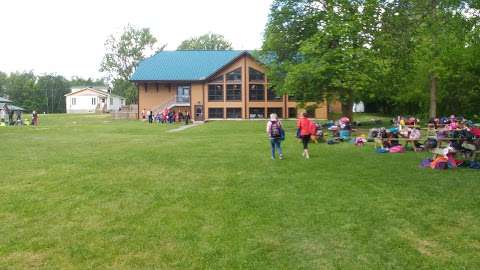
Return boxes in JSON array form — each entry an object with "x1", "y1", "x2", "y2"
[{"x1": 151, "y1": 95, "x2": 190, "y2": 113}]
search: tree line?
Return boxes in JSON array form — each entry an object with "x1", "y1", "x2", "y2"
[
  {"x1": 0, "y1": 72, "x2": 104, "y2": 113},
  {"x1": 262, "y1": 0, "x2": 480, "y2": 119}
]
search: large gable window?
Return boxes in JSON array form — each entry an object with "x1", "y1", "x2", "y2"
[
  {"x1": 249, "y1": 84, "x2": 265, "y2": 101},
  {"x1": 249, "y1": 68, "x2": 265, "y2": 82},
  {"x1": 226, "y1": 84, "x2": 242, "y2": 101},
  {"x1": 211, "y1": 75, "x2": 224, "y2": 83},
  {"x1": 226, "y1": 68, "x2": 242, "y2": 82},
  {"x1": 208, "y1": 85, "x2": 224, "y2": 101}
]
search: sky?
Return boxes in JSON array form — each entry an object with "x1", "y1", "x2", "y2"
[{"x1": 0, "y1": 0, "x2": 273, "y2": 79}]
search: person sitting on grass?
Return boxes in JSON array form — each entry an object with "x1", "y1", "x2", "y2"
[
  {"x1": 384, "y1": 129, "x2": 400, "y2": 148},
  {"x1": 405, "y1": 127, "x2": 422, "y2": 152},
  {"x1": 266, "y1": 113, "x2": 284, "y2": 160}
]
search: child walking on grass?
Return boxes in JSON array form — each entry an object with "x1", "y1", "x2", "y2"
[
  {"x1": 267, "y1": 113, "x2": 284, "y2": 160},
  {"x1": 297, "y1": 112, "x2": 313, "y2": 159}
]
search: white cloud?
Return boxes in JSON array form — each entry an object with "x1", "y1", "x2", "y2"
[{"x1": 0, "y1": 0, "x2": 272, "y2": 79}]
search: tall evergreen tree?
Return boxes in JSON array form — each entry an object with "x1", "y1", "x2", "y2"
[{"x1": 36, "y1": 75, "x2": 70, "y2": 113}]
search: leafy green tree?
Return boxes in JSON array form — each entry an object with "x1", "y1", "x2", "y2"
[
  {"x1": 111, "y1": 78, "x2": 137, "y2": 106},
  {"x1": 5, "y1": 72, "x2": 40, "y2": 112},
  {"x1": 263, "y1": 0, "x2": 381, "y2": 119},
  {"x1": 69, "y1": 76, "x2": 105, "y2": 88},
  {"x1": 264, "y1": 0, "x2": 480, "y2": 119},
  {"x1": 372, "y1": 0, "x2": 480, "y2": 118},
  {"x1": 36, "y1": 75, "x2": 70, "y2": 113},
  {"x1": 177, "y1": 32, "x2": 233, "y2": 50},
  {"x1": 0, "y1": 71, "x2": 7, "y2": 97},
  {"x1": 100, "y1": 24, "x2": 162, "y2": 104}
]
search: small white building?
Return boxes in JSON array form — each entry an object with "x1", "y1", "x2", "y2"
[{"x1": 65, "y1": 87, "x2": 125, "y2": 114}]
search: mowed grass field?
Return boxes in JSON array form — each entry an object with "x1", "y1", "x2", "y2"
[{"x1": 1, "y1": 114, "x2": 479, "y2": 269}]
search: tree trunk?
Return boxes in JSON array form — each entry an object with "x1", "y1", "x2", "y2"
[
  {"x1": 429, "y1": 0, "x2": 438, "y2": 119},
  {"x1": 429, "y1": 73, "x2": 437, "y2": 118},
  {"x1": 341, "y1": 96, "x2": 354, "y2": 121}
]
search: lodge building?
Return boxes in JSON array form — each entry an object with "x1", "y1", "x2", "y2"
[{"x1": 131, "y1": 50, "x2": 338, "y2": 121}]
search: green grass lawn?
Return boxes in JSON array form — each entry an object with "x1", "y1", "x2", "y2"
[{"x1": 1, "y1": 114, "x2": 479, "y2": 269}]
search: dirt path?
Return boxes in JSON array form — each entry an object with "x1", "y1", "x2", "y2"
[{"x1": 167, "y1": 123, "x2": 203, "y2": 133}]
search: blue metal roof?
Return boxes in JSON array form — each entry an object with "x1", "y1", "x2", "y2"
[{"x1": 131, "y1": 50, "x2": 247, "y2": 81}]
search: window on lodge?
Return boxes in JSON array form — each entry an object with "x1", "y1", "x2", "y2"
[
  {"x1": 226, "y1": 108, "x2": 242, "y2": 119},
  {"x1": 208, "y1": 108, "x2": 224, "y2": 119},
  {"x1": 267, "y1": 88, "x2": 282, "y2": 101},
  {"x1": 211, "y1": 75, "x2": 224, "y2": 83},
  {"x1": 267, "y1": 108, "x2": 283, "y2": 118},
  {"x1": 249, "y1": 108, "x2": 265, "y2": 119},
  {"x1": 226, "y1": 68, "x2": 242, "y2": 81},
  {"x1": 208, "y1": 84, "x2": 224, "y2": 101},
  {"x1": 249, "y1": 84, "x2": 265, "y2": 101},
  {"x1": 226, "y1": 84, "x2": 242, "y2": 101},
  {"x1": 249, "y1": 67, "x2": 265, "y2": 82},
  {"x1": 71, "y1": 97, "x2": 76, "y2": 105}
]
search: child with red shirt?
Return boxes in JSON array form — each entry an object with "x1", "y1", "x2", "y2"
[{"x1": 297, "y1": 112, "x2": 314, "y2": 159}]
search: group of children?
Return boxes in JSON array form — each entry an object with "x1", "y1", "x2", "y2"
[
  {"x1": 0, "y1": 110, "x2": 39, "y2": 127},
  {"x1": 421, "y1": 116, "x2": 480, "y2": 169},
  {"x1": 369, "y1": 115, "x2": 480, "y2": 168},
  {"x1": 266, "y1": 112, "x2": 319, "y2": 160},
  {"x1": 141, "y1": 109, "x2": 191, "y2": 125},
  {"x1": 368, "y1": 115, "x2": 423, "y2": 153}
]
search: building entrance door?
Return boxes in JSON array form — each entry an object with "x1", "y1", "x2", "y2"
[{"x1": 194, "y1": 105, "x2": 204, "y2": 121}]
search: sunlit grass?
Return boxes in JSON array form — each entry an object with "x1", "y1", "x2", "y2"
[{"x1": 1, "y1": 114, "x2": 479, "y2": 269}]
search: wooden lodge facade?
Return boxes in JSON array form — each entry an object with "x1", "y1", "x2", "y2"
[{"x1": 131, "y1": 51, "x2": 339, "y2": 121}]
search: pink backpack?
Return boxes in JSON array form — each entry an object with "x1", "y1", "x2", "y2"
[{"x1": 389, "y1": 145, "x2": 405, "y2": 153}]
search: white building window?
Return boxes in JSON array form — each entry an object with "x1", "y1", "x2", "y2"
[
  {"x1": 110, "y1": 98, "x2": 113, "y2": 105},
  {"x1": 71, "y1": 97, "x2": 76, "y2": 105},
  {"x1": 121, "y1": 99, "x2": 125, "y2": 105},
  {"x1": 91, "y1": 97, "x2": 96, "y2": 105}
]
